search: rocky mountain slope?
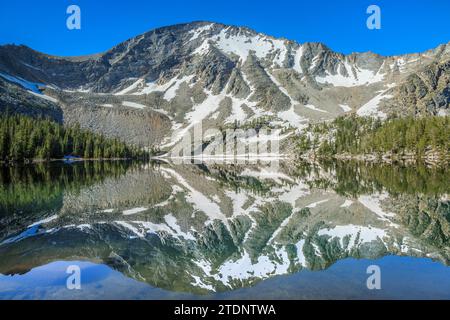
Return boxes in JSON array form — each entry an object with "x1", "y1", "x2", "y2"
[{"x1": 0, "y1": 21, "x2": 449, "y2": 149}]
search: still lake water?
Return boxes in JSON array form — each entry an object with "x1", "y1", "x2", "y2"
[{"x1": 0, "y1": 160, "x2": 449, "y2": 299}]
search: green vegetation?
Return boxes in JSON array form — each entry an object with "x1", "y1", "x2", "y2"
[
  {"x1": 296, "y1": 115, "x2": 450, "y2": 159},
  {"x1": 0, "y1": 161, "x2": 146, "y2": 241},
  {"x1": 293, "y1": 160, "x2": 450, "y2": 196},
  {"x1": 0, "y1": 161, "x2": 138, "y2": 216},
  {"x1": 0, "y1": 114, "x2": 149, "y2": 162}
]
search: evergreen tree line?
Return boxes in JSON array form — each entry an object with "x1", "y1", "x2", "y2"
[
  {"x1": 0, "y1": 114, "x2": 149, "y2": 162},
  {"x1": 296, "y1": 115, "x2": 450, "y2": 158}
]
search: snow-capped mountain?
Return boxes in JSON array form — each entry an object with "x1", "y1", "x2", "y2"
[{"x1": 1, "y1": 21, "x2": 449, "y2": 148}]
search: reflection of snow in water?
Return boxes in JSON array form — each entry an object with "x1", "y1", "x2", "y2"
[
  {"x1": 340, "y1": 200, "x2": 353, "y2": 208},
  {"x1": 358, "y1": 193, "x2": 399, "y2": 227},
  {"x1": 1, "y1": 161, "x2": 444, "y2": 295},
  {"x1": 318, "y1": 224, "x2": 387, "y2": 247},
  {"x1": 160, "y1": 167, "x2": 226, "y2": 224},
  {"x1": 123, "y1": 207, "x2": 147, "y2": 215},
  {"x1": 215, "y1": 249, "x2": 290, "y2": 286}
]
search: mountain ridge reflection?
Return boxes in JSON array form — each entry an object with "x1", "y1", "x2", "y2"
[{"x1": 0, "y1": 160, "x2": 448, "y2": 294}]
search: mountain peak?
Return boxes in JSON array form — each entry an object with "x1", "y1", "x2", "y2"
[{"x1": 0, "y1": 21, "x2": 449, "y2": 149}]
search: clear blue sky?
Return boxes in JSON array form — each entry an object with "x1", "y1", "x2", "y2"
[{"x1": 0, "y1": 0, "x2": 449, "y2": 57}]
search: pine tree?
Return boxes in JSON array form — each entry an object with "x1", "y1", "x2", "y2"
[{"x1": 0, "y1": 114, "x2": 149, "y2": 162}]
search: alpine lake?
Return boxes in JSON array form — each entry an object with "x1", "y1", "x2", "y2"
[{"x1": 0, "y1": 159, "x2": 449, "y2": 299}]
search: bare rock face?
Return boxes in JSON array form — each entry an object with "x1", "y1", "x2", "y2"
[
  {"x1": 0, "y1": 21, "x2": 449, "y2": 147},
  {"x1": 0, "y1": 78, "x2": 62, "y2": 122},
  {"x1": 61, "y1": 104, "x2": 171, "y2": 146},
  {"x1": 388, "y1": 59, "x2": 450, "y2": 116}
]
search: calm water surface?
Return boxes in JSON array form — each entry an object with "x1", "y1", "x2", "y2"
[{"x1": 0, "y1": 160, "x2": 449, "y2": 299}]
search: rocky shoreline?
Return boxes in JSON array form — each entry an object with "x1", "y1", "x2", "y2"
[{"x1": 297, "y1": 150, "x2": 449, "y2": 166}]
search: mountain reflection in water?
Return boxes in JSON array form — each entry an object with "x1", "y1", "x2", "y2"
[{"x1": 0, "y1": 160, "x2": 449, "y2": 299}]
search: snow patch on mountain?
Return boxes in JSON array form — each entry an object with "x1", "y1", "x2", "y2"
[
  {"x1": 28, "y1": 90, "x2": 58, "y2": 103},
  {"x1": 339, "y1": 104, "x2": 352, "y2": 112},
  {"x1": 139, "y1": 76, "x2": 180, "y2": 95},
  {"x1": 0, "y1": 72, "x2": 43, "y2": 92},
  {"x1": 316, "y1": 61, "x2": 385, "y2": 87},
  {"x1": 277, "y1": 106, "x2": 308, "y2": 129},
  {"x1": 115, "y1": 78, "x2": 144, "y2": 95},
  {"x1": 163, "y1": 75, "x2": 195, "y2": 101},
  {"x1": 304, "y1": 104, "x2": 328, "y2": 113},
  {"x1": 188, "y1": 23, "x2": 215, "y2": 42},
  {"x1": 224, "y1": 96, "x2": 249, "y2": 123},
  {"x1": 164, "y1": 89, "x2": 226, "y2": 148},
  {"x1": 292, "y1": 46, "x2": 304, "y2": 74},
  {"x1": 122, "y1": 101, "x2": 146, "y2": 109},
  {"x1": 357, "y1": 91, "x2": 392, "y2": 119},
  {"x1": 195, "y1": 28, "x2": 288, "y2": 64}
]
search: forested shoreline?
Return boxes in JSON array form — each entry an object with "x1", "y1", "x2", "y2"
[
  {"x1": 0, "y1": 114, "x2": 149, "y2": 162},
  {"x1": 295, "y1": 115, "x2": 450, "y2": 163},
  {"x1": 2, "y1": 113, "x2": 449, "y2": 164}
]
